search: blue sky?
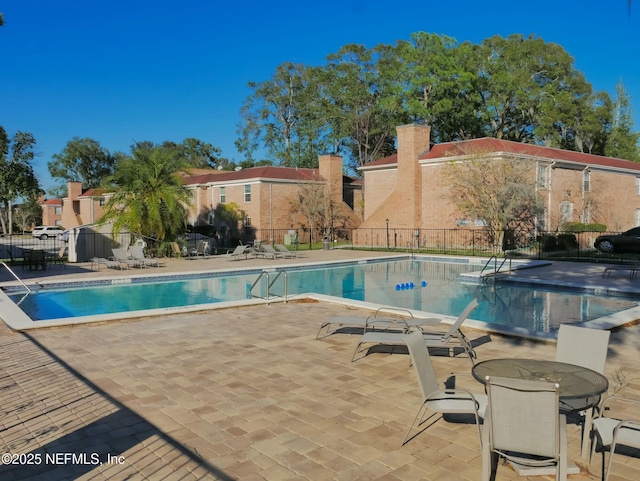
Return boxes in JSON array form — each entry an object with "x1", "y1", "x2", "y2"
[{"x1": 2, "y1": 0, "x2": 638, "y2": 193}]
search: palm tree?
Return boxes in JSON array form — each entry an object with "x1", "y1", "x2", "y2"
[{"x1": 99, "y1": 145, "x2": 192, "y2": 240}]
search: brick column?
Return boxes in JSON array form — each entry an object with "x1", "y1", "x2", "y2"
[{"x1": 396, "y1": 124, "x2": 430, "y2": 229}]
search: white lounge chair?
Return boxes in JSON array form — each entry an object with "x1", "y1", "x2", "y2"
[
  {"x1": 402, "y1": 330, "x2": 486, "y2": 446},
  {"x1": 254, "y1": 244, "x2": 280, "y2": 259},
  {"x1": 317, "y1": 307, "x2": 442, "y2": 339},
  {"x1": 275, "y1": 244, "x2": 296, "y2": 258},
  {"x1": 111, "y1": 247, "x2": 141, "y2": 268},
  {"x1": 482, "y1": 376, "x2": 567, "y2": 481},
  {"x1": 227, "y1": 244, "x2": 250, "y2": 260},
  {"x1": 188, "y1": 240, "x2": 210, "y2": 259},
  {"x1": 91, "y1": 257, "x2": 127, "y2": 270},
  {"x1": 351, "y1": 298, "x2": 480, "y2": 362},
  {"x1": 602, "y1": 263, "x2": 640, "y2": 278},
  {"x1": 129, "y1": 244, "x2": 160, "y2": 267}
]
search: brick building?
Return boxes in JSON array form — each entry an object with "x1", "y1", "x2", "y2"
[
  {"x1": 183, "y1": 155, "x2": 362, "y2": 241},
  {"x1": 359, "y1": 124, "x2": 640, "y2": 234},
  {"x1": 40, "y1": 198, "x2": 63, "y2": 226},
  {"x1": 42, "y1": 155, "x2": 362, "y2": 242}
]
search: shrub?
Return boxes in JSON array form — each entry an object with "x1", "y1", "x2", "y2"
[
  {"x1": 560, "y1": 222, "x2": 607, "y2": 233},
  {"x1": 556, "y1": 233, "x2": 578, "y2": 250},
  {"x1": 539, "y1": 234, "x2": 557, "y2": 251}
]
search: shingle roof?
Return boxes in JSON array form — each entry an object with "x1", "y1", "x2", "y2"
[
  {"x1": 183, "y1": 166, "x2": 322, "y2": 185},
  {"x1": 361, "y1": 153, "x2": 398, "y2": 169},
  {"x1": 42, "y1": 198, "x2": 62, "y2": 205},
  {"x1": 422, "y1": 138, "x2": 640, "y2": 171},
  {"x1": 80, "y1": 188, "x2": 108, "y2": 197},
  {"x1": 183, "y1": 165, "x2": 360, "y2": 185},
  {"x1": 360, "y1": 138, "x2": 640, "y2": 173}
]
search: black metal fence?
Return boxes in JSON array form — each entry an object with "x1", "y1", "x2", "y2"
[
  {"x1": 239, "y1": 226, "x2": 621, "y2": 262},
  {"x1": 350, "y1": 227, "x2": 635, "y2": 263},
  {"x1": 1, "y1": 227, "x2": 632, "y2": 264}
]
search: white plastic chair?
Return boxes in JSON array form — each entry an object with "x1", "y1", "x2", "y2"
[
  {"x1": 402, "y1": 330, "x2": 486, "y2": 446},
  {"x1": 483, "y1": 376, "x2": 567, "y2": 481}
]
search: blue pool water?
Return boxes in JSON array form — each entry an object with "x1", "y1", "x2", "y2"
[{"x1": 8, "y1": 259, "x2": 639, "y2": 332}]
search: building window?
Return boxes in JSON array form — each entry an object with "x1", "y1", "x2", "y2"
[
  {"x1": 54, "y1": 206, "x2": 62, "y2": 215},
  {"x1": 537, "y1": 210, "x2": 546, "y2": 232},
  {"x1": 98, "y1": 197, "x2": 106, "y2": 207},
  {"x1": 537, "y1": 164, "x2": 549, "y2": 189},
  {"x1": 636, "y1": 177, "x2": 640, "y2": 195},
  {"x1": 560, "y1": 201, "x2": 573, "y2": 224},
  {"x1": 636, "y1": 209, "x2": 640, "y2": 227},
  {"x1": 244, "y1": 185, "x2": 251, "y2": 203},
  {"x1": 582, "y1": 207, "x2": 590, "y2": 224},
  {"x1": 243, "y1": 216, "x2": 251, "y2": 235},
  {"x1": 220, "y1": 187, "x2": 226, "y2": 204},
  {"x1": 583, "y1": 169, "x2": 590, "y2": 193}
]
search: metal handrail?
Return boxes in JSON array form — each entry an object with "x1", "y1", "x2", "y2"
[
  {"x1": 1, "y1": 262, "x2": 32, "y2": 293},
  {"x1": 479, "y1": 256, "x2": 512, "y2": 283},
  {"x1": 249, "y1": 270, "x2": 289, "y2": 304}
]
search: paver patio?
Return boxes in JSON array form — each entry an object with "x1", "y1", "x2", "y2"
[{"x1": 1, "y1": 250, "x2": 639, "y2": 480}]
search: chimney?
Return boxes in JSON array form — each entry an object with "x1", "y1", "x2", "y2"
[
  {"x1": 318, "y1": 154, "x2": 344, "y2": 203},
  {"x1": 67, "y1": 181, "x2": 83, "y2": 200},
  {"x1": 396, "y1": 124, "x2": 431, "y2": 228}
]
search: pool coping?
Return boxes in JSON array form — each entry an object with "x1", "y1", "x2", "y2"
[{"x1": 1, "y1": 255, "x2": 638, "y2": 339}]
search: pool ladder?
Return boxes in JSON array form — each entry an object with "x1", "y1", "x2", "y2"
[
  {"x1": 1, "y1": 262, "x2": 32, "y2": 293},
  {"x1": 249, "y1": 270, "x2": 289, "y2": 304},
  {"x1": 479, "y1": 256, "x2": 512, "y2": 284}
]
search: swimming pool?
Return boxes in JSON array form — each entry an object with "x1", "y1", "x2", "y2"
[{"x1": 4, "y1": 258, "x2": 639, "y2": 335}]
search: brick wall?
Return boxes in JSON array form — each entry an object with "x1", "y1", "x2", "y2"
[{"x1": 359, "y1": 125, "x2": 640, "y2": 232}]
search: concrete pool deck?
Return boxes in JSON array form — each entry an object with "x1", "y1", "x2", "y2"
[{"x1": 1, "y1": 250, "x2": 640, "y2": 480}]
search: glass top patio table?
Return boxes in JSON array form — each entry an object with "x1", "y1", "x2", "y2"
[{"x1": 472, "y1": 358, "x2": 609, "y2": 402}]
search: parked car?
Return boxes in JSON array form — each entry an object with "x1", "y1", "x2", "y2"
[
  {"x1": 31, "y1": 225, "x2": 65, "y2": 240},
  {"x1": 594, "y1": 227, "x2": 640, "y2": 253}
]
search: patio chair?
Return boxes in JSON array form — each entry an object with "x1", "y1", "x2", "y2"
[
  {"x1": 129, "y1": 244, "x2": 160, "y2": 267},
  {"x1": 227, "y1": 244, "x2": 250, "y2": 260},
  {"x1": 254, "y1": 244, "x2": 280, "y2": 259},
  {"x1": 275, "y1": 244, "x2": 296, "y2": 258},
  {"x1": 482, "y1": 376, "x2": 567, "y2": 481},
  {"x1": 602, "y1": 262, "x2": 640, "y2": 278},
  {"x1": 317, "y1": 306, "x2": 442, "y2": 339},
  {"x1": 556, "y1": 324, "x2": 611, "y2": 458},
  {"x1": 590, "y1": 395, "x2": 640, "y2": 481},
  {"x1": 351, "y1": 298, "x2": 479, "y2": 363},
  {"x1": 170, "y1": 242, "x2": 182, "y2": 258},
  {"x1": 402, "y1": 330, "x2": 487, "y2": 446},
  {"x1": 188, "y1": 240, "x2": 210, "y2": 259},
  {"x1": 91, "y1": 257, "x2": 127, "y2": 270},
  {"x1": 47, "y1": 245, "x2": 67, "y2": 268},
  {"x1": 111, "y1": 247, "x2": 141, "y2": 268}
]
